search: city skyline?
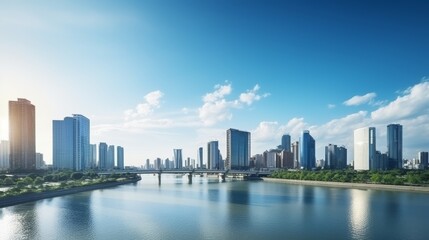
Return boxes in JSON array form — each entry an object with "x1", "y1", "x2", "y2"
[{"x1": 1, "y1": 1, "x2": 429, "y2": 167}]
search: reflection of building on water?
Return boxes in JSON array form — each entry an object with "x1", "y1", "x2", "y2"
[{"x1": 349, "y1": 189, "x2": 369, "y2": 239}]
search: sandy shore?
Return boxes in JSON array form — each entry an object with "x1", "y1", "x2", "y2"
[
  {"x1": 262, "y1": 177, "x2": 429, "y2": 193},
  {"x1": 0, "y1": 179, "x2": 140, "y2": 208}
]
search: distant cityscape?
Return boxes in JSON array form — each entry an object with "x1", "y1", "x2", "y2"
[{"x1": 0, "y1": 98, "x2": 428, "y2": 173}]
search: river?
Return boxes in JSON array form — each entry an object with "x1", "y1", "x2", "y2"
[{"x1": 1, "y1": 175, "x2": 428, "y2": 240}]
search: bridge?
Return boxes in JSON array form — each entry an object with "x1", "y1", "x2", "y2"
[{"x1": 98, "y1": 169, "x2": 272, "y2": 185}]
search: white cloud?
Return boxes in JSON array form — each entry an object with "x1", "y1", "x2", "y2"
[
  {"x1": 124, "y1": 90, "x2": 164, "y2": 120},
  {"x1": 198, "y1": 83, "x2": 269, "y2": 126},
  {"x1": 343, "y1": 92, "x2": 377, "y2": 106},
  {"x1": 371, "y1": 81, "x2": 429, "y2": 122},
  {"x1": 252, "y1": 121, "x2": 280, "y2": 142}
]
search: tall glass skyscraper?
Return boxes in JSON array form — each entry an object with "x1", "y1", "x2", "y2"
[
  {"x1": 324, "y1": 144, "x2": 347, "y2": 169},
  {"x1": 0, "y1": 140, "x2": 10, "y2": 170},
  {"x1": 207, "y1": 141, "x2": 220, "y2": 170},
  {"x1": 299, "y1": 130, "x2": 315, "y2": 170},
  {"x1": 281, "y1": 134, "x2": 291, "y2": 151},
  {"x1": 226, "y1": 128, "x2": 250, "y2": 170},
  {"x1": 198, "y1": 147, "x2": 203, "y2": 169},
  {"x1": 354, "y1": 127, "x2": 376, "y2": 170},
  {"x1": 98, "y1": 142, "x2": 108, "y2": 170},
  {"x1": 107, "y1": 145, "x2": 115, "y2": 169},
  {"x1": 173, "y1": 149, "x2": 183, "y2": 169},
  {"x1": 387, "y1": 124, "x2": 403, "y2": 169},
  {"x1": 53, "y1": 114, "x2": 90, "y2": 171},
  {"x1": 117, "y1": 146, "x2": 124, "y2": 170},
  {"x1": 9, "y1": 98, "x2": 36, "y2": 171},
  {"x1": 89, "y1": 144, "x2": 97, "y2": 169}
]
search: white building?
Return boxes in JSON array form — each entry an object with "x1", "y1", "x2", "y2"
[{"x1": 354, "y1": 127, "x2": 376, "y2": 170}]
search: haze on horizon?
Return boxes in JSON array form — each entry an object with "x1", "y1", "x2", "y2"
[{"x1": 1, "y1": 0, "x2": 428, "y2": 167}]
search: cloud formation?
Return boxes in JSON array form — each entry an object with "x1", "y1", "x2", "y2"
[
  {"x1": 198, "y1": 83, "x2": 268, "y2": 126},
  {"x1": 343, "y1": 92, "x2": 377, "y2": 106},
  {"x1": 124, "y1": 90, "x2": 164, "y2": 120}
]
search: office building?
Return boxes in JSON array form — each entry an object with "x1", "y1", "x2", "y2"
[
  {"x1": 281, "y1": 150, "x2": 294, "y2": 169},
  {"x1": 9, "y1": 98, "x2": 36, "y2": 171},
  {"x1": 36, "y1": 152, "x2": 44, "y2": 169},
  {"x1": 0, "y1": 140, "x2": 9, "y2": 170},
  {"x1": 53, "y1": 114, "x2": 90, "y2": 171},
  {"x1": 117, "y1": 146, "x2": 124, "y2": 170},
  {"x1": 173, "y1": 149, "x2": 183, "y2": 169},
  {"x1": 226, "y1": 128, "x2": 250, "y2": 170},
  {"x1": 292, "y1": 141, "x2": 299, "y2": 169},
  {"x1": 89, "y1": 144, "x2": 97, "y2": 169},
  {"x1": 107, "y1": 145, "x2": 115, "y2": 169},
  {"x1": 208, "y1": 141, "x2": 220, "y2": 170},
  {"x1": 299, "y1": 130, "x2": 315, "y2": 170},
  {"x1": 354, "y1": 127, "x2": 376, "y2": 170},
  {"x1": 198, "y1": 147, "x2": 203, "y2": 169},
  {"x1": 281, "y1": 134, "x2": 291, "y2": 151},
  {"x1": 418, "y1": 152, "x2": 428, "y2": 169},
  {"x1": 99, "y1": 142, "x2": 108, "y2": 170},
  {"x1": 387, "y1": 124, "x2": 403, "y2": 169},
  {"x1": 324, "y1": 144, "x2": 347, "y2": 169},
  {"x1": 266, "y1": 150, "x2": 277, "y2": 168}
]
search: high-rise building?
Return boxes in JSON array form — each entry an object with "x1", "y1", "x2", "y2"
[
  {"x1": 325, "y1": 144, "x2": 347, "y2": 169},
  {"x1": 0, "y1": 140, "x2": 10, "y2": 170},
  {"x1": 164, "y1": 158, "x2": 170, "y2": 169},
  {"x1": 418, "y1": 152, "x2": 428, "y2": 169},
  {"x1": 281, "y1": 134, "x2": 291, "y2": 151},
  {"x1": 99, "y1": 142, "x2": 108, "y2": 170},
  {"x1": 266, "y1": 150, "x2": 277, "y2": 168},
  {"x1": 36, "y1": 152, "x2": 44, "y2": 169},
  {"x1": 387, "y1": 124, "x2": 403, "y2": 169},
  {"x1": 281, "y1": 150, "x2": 294, "y2": 169},
  {"x1": 354, "y1": 127, "x2": 376, "y2": 170},
  {"x1": 9, "y1": 98, "x2": 36, "y2": 171},
  {"x1": 226, "y1": 128, "x2": 250, "y2": 170},
  {"x1": 145, "y1": 159, "x2": 150, "y2": 169},
  {"x1": 89, "y1": 144, "x2": 97, "y2": 169},
  {"x1": 173, "y1": 149, "x2": 183, "y2": 169},
  {"x1": 299, "y1": 130, "x2": 315, "y2": 170},
  {"x1": 53, "y1": 114, "x2": 90, "y2": 171},
  {"x1": 208, "y1": 141, "x2": 220, "y2": 170},
  {"x1": 107, "y1": 145, "x2": 115, "y2": 169},
  {"x1": 117, "y1": 146, "x2": 124, "y2": 170},
  {"x1": 198, "y1": 147, "x2": 203, "y2": 169},
  {"x1": 292, "y1": 141, "x2": 299, "y2": 169}
]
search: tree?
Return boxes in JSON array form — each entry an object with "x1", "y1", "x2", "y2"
[
  {"x1": 34, "y1": 177, "x2": 44, "y2": 185},
  {"x1": 71, "y1": 172, "x2": 84, "y2": 180},
  {"x1": 3, "y1": 177, "x2": 14, "y2": 186}
]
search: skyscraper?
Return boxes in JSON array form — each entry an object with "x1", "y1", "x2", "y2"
[
  {"x1": 117, "y1": 146, "x2": 124, "y2": 170},
  {"x1": 89, "y1": 144, "x2": 97, "y2": 169},
  {"x1": 99, "y1": 142, "x2": 108, "y2": 170},
  {"x1": 292, "y1": 141, "x2": 299, "y2": 169},
  {"x1": 198, "y1": 147, "x2": 203, "y2": 169},
  {"x1": 281, "y1": 134, "x2": 291, "y2": 151},
  {"x1": 418, "y1": 152, "x2": 428, "y2": 169},
  {"x1": 36, "y1": 152, "x2": 44, "y2": 169},
  {"x1": 226, "y1": 128, "x2": 250, "y2": 170},
  {"x1": 9, "y1": 98, "x2": 36, "y2": 171},
  {"x1": 53, "y1": 114, "x2": 90, "y2": 171},
  {"x1": 0, "y1": 140, "x2": 9, "y2": 170},
  {"x1": 299, "y1": 130, "x2": 315, "y2": 170},
  {"x1": 207, "y1": 141, "x2": 220, "y2": 170},
  {"x1": 354, "y1": 127, "x2": 376, "y2": 170},
  {"x1": 324, "y1": 144, "x2": 347, "y2": 169},
  {"x1": 387, "y1": 124, "x2": 403, "y2": 169},
  {"x1": 173, "y1": 149, "x2": 183, "y2": 169},
  {"x1": 107, "y1": 145, "x2": 115, "y2": 169}
]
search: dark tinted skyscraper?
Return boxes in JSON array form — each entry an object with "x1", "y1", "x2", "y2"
[
  {"x1": 299, "y1": 130, "x2": 315, "y2": 170},
  {"x1": 281, "y1": 134, "x2": 291, "y2": 151},
  {"x1": 173, "y1": 149, "x2": 183, "y2": 169},
  {"x1": 198, "y1": 147, "x2": 203, "y2": 169},
  {"x1": 207, "y1": 141, "x2": 220, "y2": 170},
  {"x1": 387, "y1": 124, "x2": 403, "y2": 169},
  {"x1": 324, "y1": 144, "x2": 347, "y2": 169},
  {"x1": 226, "y1": 128, "x2": 250, "y2": 170},
  {"x1": 9, "y1": 98, "x2": 36, "y2": 171},
  {"x1": 99, "y1": 142, "x2": 107, "y2": 170},
  {"x1": 117, "y1": 146, "x2": 124, "y2": 170}
]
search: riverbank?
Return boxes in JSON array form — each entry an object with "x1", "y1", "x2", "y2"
[
  {"x1": 0, "y1": 179, "x2": 140, "y2": 208},
  {"x1": 262, "y1": 177, "x2": 429, "y2": 193}
]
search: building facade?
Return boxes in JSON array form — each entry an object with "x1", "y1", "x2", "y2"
[
  {"x1": 208, "y1": 141, "x2": 220, "y2": 170},
  {"x1": 299, "y1": 130, "x2": 315, "y2": 170},
  {"x1": 387, "y1": 124, "x2": 403, "y2": 169},
  {"x1": 198, "y1": 147, "x2": 203, "y2": 169},
  {"x1": 173, "y1": 149, "x2": 183, "y2": 169},
  {"x1": 9, "y1": 98, "x2": 36, "y2": 171},
  {"x1": 418, "y1": 152, "x2": 428, "y2": 169},
  {"x1": 117, "y1": 146, "x2": 124, "y2": 170},
  {"x1": 98, "y1": 142, "x2": 108, "y2": 170},
  {"x1": 354, "y1": 127, "x2": 376, "y2": 170},
  {"x1": 0, "y1": 140, "x2": 10, "y2": 170},
  {"x1": 107, "y1": 145, "x2": 115, "y2": 169},
  {"x1": 226, "y1": 128, "x2": 250, "y2": 170},
  {"x1": 89, "y1": 144, "x2": 97, "y2": 169},
  {"x1": 53, "y1": 114, "x2": 90, "y2": 171},
  {"x1": 324, "y1": 144, "x2": 347, "y2": 169},
  {"x1": 281, "y1": 134, "x2": 291, "y2": 151}
]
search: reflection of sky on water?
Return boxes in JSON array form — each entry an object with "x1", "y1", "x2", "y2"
[{"x1": 349, "y1": 189, "x2": 369, "y2": 240}]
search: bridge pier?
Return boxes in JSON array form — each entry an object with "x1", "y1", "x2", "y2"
[
  {"x1": 158, "y1": 173, "x2": 161, "y2": 185},
  {"x1": 220, "y1": 173, "x2": 226, "y2": 182},
  {"x1": 187, "y1": 173, "x2": 192, "y2": 184}
]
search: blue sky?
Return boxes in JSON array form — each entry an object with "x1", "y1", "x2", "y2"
[{"x1": 1, "y1": 0, "x2": 428, "y2": 167}]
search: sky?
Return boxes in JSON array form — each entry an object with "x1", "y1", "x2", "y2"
[{"x1": 1, "y1": 0, "x2": 429, "y2": 167}]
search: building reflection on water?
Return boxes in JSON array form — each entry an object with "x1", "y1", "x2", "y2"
[{"x1": 348, "y1": 189, "x2": 369, "y2": 239}]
